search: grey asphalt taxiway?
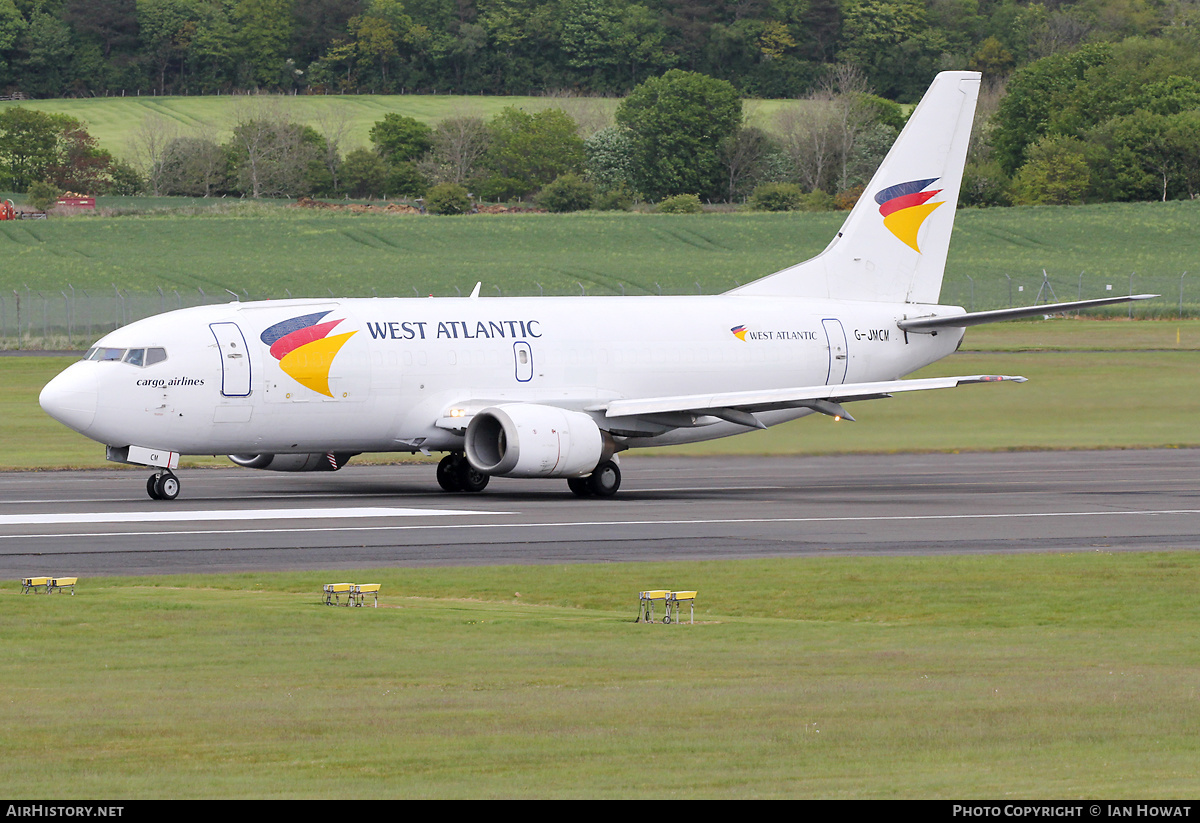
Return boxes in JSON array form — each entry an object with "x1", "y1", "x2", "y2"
[{"x1": 2, "y1": 450, "x2": 1199, "y2": 577}]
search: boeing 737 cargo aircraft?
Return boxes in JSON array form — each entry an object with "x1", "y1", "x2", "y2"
[{"x1": 40, "y1": 71, "x2": 1152, "y2": 500}]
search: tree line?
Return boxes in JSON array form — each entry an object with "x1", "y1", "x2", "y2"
[
  {"x1": 0, "y1": 67, "x2": 905, "y2": 211},
  {"x1": 0, "y1": 0, "x2": 1191, "y2": 103},
  {"x1": 9, "y1": 29, "x2": 1200, "y2": 211},
  {"x1": 965, "y1": 33, "x2": 1200, "y2": 206}
]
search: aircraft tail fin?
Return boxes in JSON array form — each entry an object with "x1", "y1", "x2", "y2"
[{"x1": 729, "y1": 71, "x2": 981, "y2": 305}]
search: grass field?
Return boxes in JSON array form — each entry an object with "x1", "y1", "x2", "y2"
[
  {"x1": 2, "y1": 554, "x2": 1198, "y2": 798},
  {"x1": 5, "y1": 200, "x2": 1200, "y2": 797},
  {"x1": 4, "y1": 202, "x2": 1200, "y2": 351}
]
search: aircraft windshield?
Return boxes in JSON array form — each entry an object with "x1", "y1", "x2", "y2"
[{"x1": 82, "y1": 347, "x2": 167, "y2": 367}]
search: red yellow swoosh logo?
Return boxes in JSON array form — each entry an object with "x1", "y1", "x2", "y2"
[
  {"x1": 261, "y1": 311, "x2": 356, "y2": 397},
  {"x1": 875, "y1": 178, "x2": 942, "y2": 253}
]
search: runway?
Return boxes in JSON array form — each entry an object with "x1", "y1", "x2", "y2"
[{"x1": 3, "y1": 450, "x2": 1200, "y2": 576}]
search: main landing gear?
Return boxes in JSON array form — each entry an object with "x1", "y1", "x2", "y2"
[
  {"x1": 146, "y1": 470, "x2": 180, "y2": 501},
  {"x1": 436, "y1": 453, "x2": 490, "y2": 493},
  {"x1": 567, "y1": 460, "x2": 621, "y2": 498}
]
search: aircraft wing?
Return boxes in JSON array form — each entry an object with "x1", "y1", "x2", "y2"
[{"x1": 595, "y1": 374, "x2": 1026, "y2": 429}]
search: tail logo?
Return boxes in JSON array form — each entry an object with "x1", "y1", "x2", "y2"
[
  {"x1": 875, "y1": 177, "x2": 943, "y2": 253},
  {"x1": 260, "y1": 311, "x2": 356, "y2": 397}
]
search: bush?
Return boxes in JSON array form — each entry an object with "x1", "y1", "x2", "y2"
[
  {"x1": 536, "y1": 174, "x2": 596, "y2": 213},
  {"x1": 27, "y1": 181, "x2": 60, "y2": 212},
  {"x1": 424, "y1": 182, "x2": 473, "y2": 215},
  {"x1": 385, "y1": 161, "x2": 428, "y2": 198},
  {"x1": 592, "y1": 184, "x2": 634, "y2": 211},
  {"x1": 656, "y1": 193, "x2": 703, "y2": 214},
  {"x1": 834, "y1": 184, "x2": 864, "y2": 211},
  {"x1": 798, "y1": 190, "x2": 837, "y2": 212},
  {"x1": 108, "y1": 160, "x2": 145, "y2": 196},
  {"x1": 341, "y1": 148, "x2": 387, "y2": 198},
  {"x1": 748, "y1": 182, "x2": 804, "y2": 211}
]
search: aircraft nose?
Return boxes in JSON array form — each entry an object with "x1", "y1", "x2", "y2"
[{"x1": 39, "y1": 364, "x2": 98, "y2": 435}]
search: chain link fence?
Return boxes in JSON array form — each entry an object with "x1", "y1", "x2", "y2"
[{"x1": 1, "y1": 271, "x2": 1187, "y2": 350}]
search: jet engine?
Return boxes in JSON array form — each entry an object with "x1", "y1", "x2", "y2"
[
  {"x1": 228, "y1": 452, "x2": 357, "y2": 472},
  {"x1": 464, "y1": 404, "x2": 608, "y2": 478}
]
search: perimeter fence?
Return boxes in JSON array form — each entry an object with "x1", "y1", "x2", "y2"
[{"x1": 1, "y1": 270, "x2": 1192, "y2": 350}]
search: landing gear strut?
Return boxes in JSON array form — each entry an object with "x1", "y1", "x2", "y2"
[
  {"x1": 436, "y1": 453, "x2": 489, "y2": 493},
  {"x1": 146, "y1": 470, "x2": 180, "y2": 501},
  {"x1": 568, "y1": 460, "x2": 621, "y2": 498}
]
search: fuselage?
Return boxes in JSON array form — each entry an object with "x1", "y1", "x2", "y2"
[{"x1": 40, "y1": 294, "x2": 965, "y2": 457}]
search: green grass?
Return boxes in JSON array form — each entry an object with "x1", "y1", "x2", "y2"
[
  {"x1": 0, "y1": 208, "x2": 831, "y2": 300},
  {"x1": 0, "y1": 94, "x2": 808, "y2": 164},
  {"x1": 0, "y1": 93, "x2": 618, "y2": 160},
  {"x1": 3, "y1": 203, "x2": 1200, "y2": 328},
  {"x1": 2, "y1": 554, "x2": 1198, "y2": 798}
]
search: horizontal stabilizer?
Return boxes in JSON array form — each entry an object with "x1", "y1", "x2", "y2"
[
  {"x1": 599, "y1": 374, "x2": 1025, "y2": 429},
  {"x1": 899, "y1": 294, "x2": 1159, "y2": 332}
]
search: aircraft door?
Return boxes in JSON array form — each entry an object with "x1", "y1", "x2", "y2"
[
  {"x1": 210, "y1": 322, "x2": 252, "y2": 397},
  {"x1": 822, "y1": 318, "x2": 849, "y2": 385},
  {"x1": 513, "y1": 341, "x2": 533, "y2": 382}
]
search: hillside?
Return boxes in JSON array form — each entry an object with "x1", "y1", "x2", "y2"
[{"x1": 0, "y1": 94, "x2": 800, "y2": 163}]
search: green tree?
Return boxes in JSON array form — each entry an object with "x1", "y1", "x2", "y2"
[
  {"x1": 991, "y1": 43, "x2": 1113, "y2": 176},
  {"x1": 232, "y1": 0, "x2": 295, "y2": 87},
  {"x1": 26, "y1": 180, "x2": 61, "y2": 212},
  {"x1": 0, "y1": 108, "x2": 88, "y2": 192},
  {"x1": 969, "y1": 36, "x2": 1015, "y2": 79},
  {"x1": 424, "y1": 181, "x2": 471, "y2": 213},
  {"x1": 1165, "y1": 111, "x2": 1200, "y2": 200},
  {"x1": 226, "y1": 107, "x2": 322, "y2": 197},
  {"x1": 0, "y1": 0, "x2": 26, "y2": 90},
  {"x1": 558, "y1": 0, "x2": 672, "y2": 91},
  {"x1": 159, "y1": 136, "x2": 231, "y2": 197},
  {"x1": 584, "y1": 125, "x2": 635, "y2": 194},
  {"x1": 341, "y1": 147, "x2": 388, "y2": 198},
  {"x1": 1011, "y1": 135, "x2": 1090, "y2": 205},
  {"x1": 535, "y1": 173, "x2": 596, "y2": 212},
  {"x1": 478, "y1": 107, "x2": 584, "y2": 201},
  {"x1": 370, "y1": 113, "x2": 433, "y2": 162},
  {"x1": 836, "y1": 0, "x2": 946, "y2": 100},
  {"x1": 385, "y1": 160, "x2": 427, "y2": 197},
  {"x1": 16, "y1": 10, "x2": 74, "y2": 97},
  {"x1": 615, "y1": 69, "x2": 741, "y2": 202}
]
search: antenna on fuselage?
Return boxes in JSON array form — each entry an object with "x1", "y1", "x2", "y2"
[{"x1": 469, "y1": 282, "x2": 481, "y2": 298}]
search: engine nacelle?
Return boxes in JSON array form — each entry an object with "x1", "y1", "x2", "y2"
[
  {"x1": 228, "y1": 452, "x2": 356, "y2": 472},
  {"x1": 465, "y1": 404, "x2": 606, "y2": 478}
]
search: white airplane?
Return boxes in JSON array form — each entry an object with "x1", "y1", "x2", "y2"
[{"x1": 40, "y1": 71, "x2": 1152, "y2": 501}]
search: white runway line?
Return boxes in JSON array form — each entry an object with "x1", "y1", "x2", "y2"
[
  {"x1": 3, "y1": 507, "x2": 1199, "y2": 542},
  {"x1": 0, "y1": 507, "x2": 509, "y2": 526}
]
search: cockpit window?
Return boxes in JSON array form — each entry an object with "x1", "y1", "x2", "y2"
[
  {"x1": 82, "y1": 346, "x2": 168, "y2": 367},
  {"x1": 84, "y1": 347, "x2": 126, "y2": 362}
]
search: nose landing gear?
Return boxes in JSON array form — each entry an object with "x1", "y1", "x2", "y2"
[{"x1": 146, "y1": 470, "x2": 180, "y2": 500}]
